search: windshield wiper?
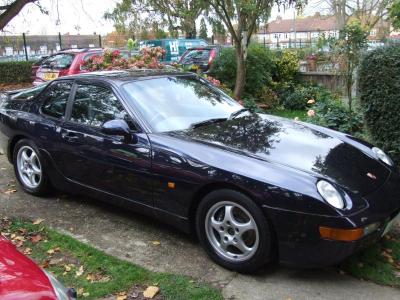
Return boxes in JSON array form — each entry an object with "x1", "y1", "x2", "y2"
[
  {"x1": 190, "y1": 118, "x2": 227, "y2": 129},
  {"x1": 229, "y1": 108, "x2": 250, "y2": 120}
]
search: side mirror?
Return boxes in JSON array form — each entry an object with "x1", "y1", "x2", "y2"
[{"x1": 102, "y1": 119, "x2": 134, "y2": 143}]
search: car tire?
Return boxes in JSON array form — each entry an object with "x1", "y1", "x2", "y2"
[
  {"x1": 196, "y1": 189, "x2": 274, "y2": 273},
  {"x1": 13, "y1": 139, "x2": 51, "y2": 196}
]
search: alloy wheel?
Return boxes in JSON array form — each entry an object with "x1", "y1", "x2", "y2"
[
  {"x1": 16, "y1": 146, "x2": 42, "y2": 189},
  {"x1": 205, "y1": 201, "x2": 260, "y2": 262}
]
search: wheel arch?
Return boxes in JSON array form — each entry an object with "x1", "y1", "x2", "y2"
[{"x1": 8, "y1": 134, "x2": 29, "y2": 163}]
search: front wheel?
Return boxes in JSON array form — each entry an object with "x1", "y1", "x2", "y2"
[
  {"x1": 13, "y1": 139, "x2": 51, "y2": 196},
  {"x1": 196, "y1": 189, "x2": 274, "y2": 273}
]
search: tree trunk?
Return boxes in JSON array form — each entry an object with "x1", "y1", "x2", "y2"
[
  {"x1": 233, "y1": 44, "x2": 246, "y2": 100},
  {"x1": 184, "y1": 21, "x2": 196, "y2": 39},
  {"x1": 0, "y1": 0, "x2": 37, "y2": 30}
]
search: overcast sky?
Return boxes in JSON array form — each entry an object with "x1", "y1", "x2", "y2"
[{"x1": 3, "y1": 0, "x2": 327, "y2": 36}]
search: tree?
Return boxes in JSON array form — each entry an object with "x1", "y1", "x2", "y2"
[
  {"x1": 139, "y1": 0, "x2": 205, "y2": 38},
  {"x1": 199, "y1": 17, "x2": 208, "y2": 39},
  {"x1": 204, "y1": 0, "x2": 295, "y2": 99},
  {"x1": 104, "y1": 0, "x2": 143, "y2": 37},
  {"x1": 320, "y1": 0, "x2": 392, "y2": 31},
  {"x1": 389, "y1": 0, "x2": 400, "y2": 29},
  {"x1": 0, "y1": 0, "x2": 37, "y2": 30},
  {"x1": 334, "y1": 20, "x2": 368, "y2": 111}
]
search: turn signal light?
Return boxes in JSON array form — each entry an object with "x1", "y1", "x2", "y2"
[{"x1": 319, "y1": 226, "x2": 364, "y2": 242}]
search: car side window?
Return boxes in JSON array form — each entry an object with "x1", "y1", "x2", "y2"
[
  {"x1": 70, "y1": 84, "x2": 135, "y2": 129},
  {"x1": 41, "y1": 82, "x2": 72, "y2": 119}
]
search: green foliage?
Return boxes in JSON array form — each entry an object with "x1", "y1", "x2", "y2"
[
  {"x1": 359, "y1": 44, "x2": 400, "y2": 163},
  {"x1": 279, "y1": 84, "x2": 334, "y2": 110},
  {"x1": 307, "y1": 99, "x2": 364, "y2": 136},
  {"x1": 334, "y1": 20, "x2": 368, "y2": 110},
  {"x1": 0, "y1": 61, "x2": 33, "y2": 83},
  {"x1": 389, "y1": 0, "x2": 400, "y2": 30},
  {"x1": 199, "y1": 18, "x2": 208, "y2": 40},
  {"x1": 209, "y1": 44, "x2": 274, "y2": 98},
  {"x1": 273, "y1": 49, "x2": 299, "y2": 83},
  {"x1": 126, "y1": 38, "x2": 136, "y2": 52}
]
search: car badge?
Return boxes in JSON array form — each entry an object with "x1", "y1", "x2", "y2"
[{"x1": 367, "y1": 172, "x2": 377, "y2": 180}]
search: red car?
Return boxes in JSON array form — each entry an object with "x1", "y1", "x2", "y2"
[
  {"x1": 0, "y1": 236, "x2": 76, "y2": 300},
  {"x1": 33, "y1": 48, "x2": 103, "y2": 86}
]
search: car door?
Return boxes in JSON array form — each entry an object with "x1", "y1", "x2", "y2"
[
  {"x1": 58, "y1": 81, "x2": 153, "y2": 207},
  {"x1": 35, "y1": 80, "x2": 74, "y2": 164}
]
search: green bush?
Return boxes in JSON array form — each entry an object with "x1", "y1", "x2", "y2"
[
  {"x1": 273, "y1": 49, "x2": 299, "y2": 83},
  {"x1": 279, "y1": 83, "x2": 334, "y2": 110},
  {"x1": 307, "y1": 100, "x2": 364, "y2": 136},
  {"x1": 359, "y1": 45, "x2": 400, "y2": 163},
  {"x1": 209, "y1": 44, "x2": 274, "y2": 98},
  {"x1": 0, "y1": 61, "x2": 33, "y2": 83}
]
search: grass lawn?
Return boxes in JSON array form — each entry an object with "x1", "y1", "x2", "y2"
[
  {"x1": 1, "y1": 218, "x2": 223, "y2": 300},
  {"x1": 341, "y1": 226, "x2": 400, "y2": 288},
  {"x1": 265, "y1": 109, "x2": 308, "y2": 121}
]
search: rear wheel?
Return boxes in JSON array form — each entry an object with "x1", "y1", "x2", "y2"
[
  {"x1": 196, "y1": 189, "x2": 274, "y2": 273},
  {"x1": 13, "y1": 139, "x2": 51, "y2": 196}
]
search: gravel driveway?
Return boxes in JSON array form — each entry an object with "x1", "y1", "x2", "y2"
[{"x1": 0, "y1": 153, "x2": 399, "y2": 300}]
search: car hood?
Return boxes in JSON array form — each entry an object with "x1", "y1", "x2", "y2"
[{"x1": 171, "y1": 113, "x2": 389, "y2": 195}]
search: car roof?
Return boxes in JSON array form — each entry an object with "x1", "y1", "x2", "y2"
[
  {"x1": 58, "y1": 48, "x2": 103, "y2": 54},
  {"x1": 54, "y1": 69, "x2": 194, "y2": 83}
]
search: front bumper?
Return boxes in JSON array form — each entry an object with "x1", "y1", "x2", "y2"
[{"x1": 263, "y1": 171, "x2": 400, "y2": 268}]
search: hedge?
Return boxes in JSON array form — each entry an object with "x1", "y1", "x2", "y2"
[
  {"x1": 359, "y1": 45, "x2": 400, "y2": 163},
  {"x1": 0, "y1": 61, "x2": 34, "y2": 84}
]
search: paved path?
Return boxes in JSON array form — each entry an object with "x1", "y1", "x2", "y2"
[{"x1": 1, "y1": 154, "x2": 399, "y2": 300}]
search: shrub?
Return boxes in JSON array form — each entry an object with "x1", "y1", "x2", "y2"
[
  {"x1": 307, "y1": 100, "x2": 364, "y2": 135},
  {"x1": 359, "y1": 45, "x2": 400, "y2": 163},
  {"x1": 273, "y1": 49, "x2": 299, "y2": 83},
  {"x1": 279, "y1": 83, "x2": 334, "y2": 110},
  {"x1": 209, "y1": 44, "x2": 275, "y2": 98},
  {"x1": 0, "y1": 61, "x2": 33, "y2": 83},
  {"x1": 84, "y1": 47, "x2": 166, "y2": 71}
]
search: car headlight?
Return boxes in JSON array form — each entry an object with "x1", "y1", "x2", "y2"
[
  {"x1": 372, "y1": 147, "x2": 393, "y2": 166},
  {"x1": 317, "y1": 180, "x2": 345, "y2": 209},
  {"x1": 44, "y1": 270, "x2": 76, "y2": 300}
]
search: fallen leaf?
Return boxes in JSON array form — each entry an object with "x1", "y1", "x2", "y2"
[
  {"x1": 86, "y1": 273, "x2": 110, "y2": 283},
  {"x1": 33, "y1": 218, "x2": 45, "y2": 225},
  {"x1": 116, "y1": 291, "x2": 127, "y2": 300},
  {"x1": 47, "y1": 249, "x2": 55, "y2": 255},
  {"x1": 75, "y1": 265, "x2": 84, "y2": 277},
  {"x1": 49, "y1": 258, "x2": 63, "y2": 266},
  {"x1": 82, "y1": 292, "x2": 90, "y2": 297},
  {"x1": 4, "y1": 189, "x2": 17, "y2": 195},
  {"x1": 64, "y1": 264, "x2": 72, "y2": 272},
  {"x1": 17, "y1": 228, "x2": 28, "y2": 235},
  {"x1": 23, "y1": 248, "x2": 32, "y2": 255},
  {"x1": 151, "y1": 240, "x2": 161, "y2": 246},
  {"x1": 77, "y1": 288, "x2": 84, "y2": 296},
  {"x1": 143, "y1": 286, "x2": 160, "y2": 299},
  {"x1": 12, "y1": 235, "x2": 25, "y2": 242},
  {"x1": 393, "y1": 271, "x2": 400, "y2": 278},
  {"x1": 30, "y1": 234, "x2": 42, "y2": 243},
  {"x1": 41, "y1": 260, "x2": 50, "y2": 269}
]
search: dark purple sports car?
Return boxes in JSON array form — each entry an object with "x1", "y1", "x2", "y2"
[{"x1": 1, "y1": 70, "x2": 399, "y2": 273}]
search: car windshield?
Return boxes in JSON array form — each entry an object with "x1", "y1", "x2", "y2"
[
  {"x1": 10, "y1": 84, "x2": 47, "y2": 101},
  {"x1": 181, "y1": 49, "x2": 211, "y2": 64},
  {"x1": 122, "y1": 76, "x2": 241, "y2": 132}
]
